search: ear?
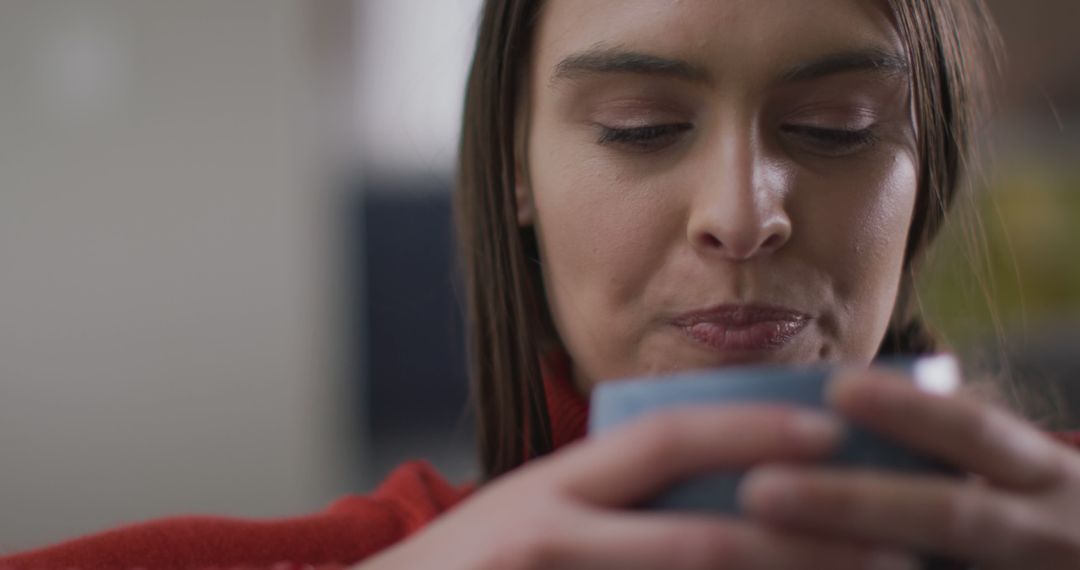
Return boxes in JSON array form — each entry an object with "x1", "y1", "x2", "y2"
[{"x1": 515, "y1": 159, "x2": 535, "y2": 226}]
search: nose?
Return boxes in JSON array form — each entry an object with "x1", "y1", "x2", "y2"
[{"x1": 686, "y1": 131, "x2": 792, "y2": 261}]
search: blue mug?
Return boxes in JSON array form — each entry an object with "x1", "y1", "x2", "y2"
[{"x1": 589, "y1": 356, "x2": 962, "y2": 514}]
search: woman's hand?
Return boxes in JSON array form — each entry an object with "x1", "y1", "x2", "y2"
[
  {"x1": 359, "y1": 404, "x2": 918, "y2": 570},
  {"x1": 739, "y1": 367, "x2": 1080, "y2": 569}
]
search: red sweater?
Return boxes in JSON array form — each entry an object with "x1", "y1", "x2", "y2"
[
  {"x1": 0, "y1": 365, "x2": 588, "y2": 570},
  {"x1": 2, "y1": 364, "x2": 1075, "y2": 570}
]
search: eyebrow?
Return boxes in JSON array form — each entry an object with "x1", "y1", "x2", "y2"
[
  {"x1": 550, "y1": 46, "x2": 909, "y2": 86},
  {"x1": 780, "y1": 48, "x2": 909, "y2": 82},
  {"x1": 551, "y1": 48, "x2": 711, "y2": 85}
]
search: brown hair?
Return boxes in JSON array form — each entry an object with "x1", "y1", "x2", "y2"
[{"x1": 455, "y1": 0, "x2": 1003, "y2": 480}]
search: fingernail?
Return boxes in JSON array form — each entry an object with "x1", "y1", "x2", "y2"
[
  {"x1": 738, "y1": 466, "x2": 800, "y2": 516},
  {"x1": 824, "y1": 366, "x2": 866, "y2": 405},
  {"x1": 826, "y1": 367, "x2": 910, "y2": 412},
  {"x1": 866, "y1": 549, "x2": 920, "y2": 570},
  {"x1": 788, "y1": 410, "x2": 844, "y2": 446}
]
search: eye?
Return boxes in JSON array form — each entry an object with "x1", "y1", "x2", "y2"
[
  {"x1": 781, "y1": 124, "x2": 879, "y2": 156},
  {"x1": 596, "y1": 123, "x2": 693, "y2": 152}
]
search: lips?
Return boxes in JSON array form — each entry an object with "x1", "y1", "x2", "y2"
[{"x1": 671, "y1": 304, "x2": 811, "y2": 353}]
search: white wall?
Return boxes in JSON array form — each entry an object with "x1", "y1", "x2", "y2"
[
  {"x1": 0, "y1": 0, "x2": 356, "y2": 551},
  {"x1": 354, "y1": 0, "x2": 483, "y2": 181}
]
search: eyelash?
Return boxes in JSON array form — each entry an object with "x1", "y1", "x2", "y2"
[
  {"x1": 596, "y1": 123, "x2": 879, "y2": 155},
  {"x1": 596, "y1": 123, "x2": 693, "y2": 150},
  {"x1": 780, "y1": 124, "x2": 879, "y2": 155}
]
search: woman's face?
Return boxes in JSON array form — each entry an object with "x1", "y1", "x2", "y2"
[{"x1": 518, "y1": 0, "x2": 918, "y2": 391}]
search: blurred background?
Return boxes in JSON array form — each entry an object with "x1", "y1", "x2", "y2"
[{"x1": 0, "y1": 0, "x2": 1077, "y2": 553}]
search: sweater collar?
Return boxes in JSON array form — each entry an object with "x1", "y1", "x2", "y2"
[{"x1": 541, "y1": 349, "x2": 589, "y2": 449}]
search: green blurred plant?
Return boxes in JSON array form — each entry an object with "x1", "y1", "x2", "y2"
[{"x1": 918, "y1": 162, "x2": 1080, "y2": 348}]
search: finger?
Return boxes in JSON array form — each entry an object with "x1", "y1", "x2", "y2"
[
  {"x1": 828, "y1": 368, "x2": 1068, "y2": 489},
  {"x1": 547, "y1": 405, "x2": 844, "y2": 507},
  {"x1": 739, "y1": 466, "x2": 1033, "y2": 564},
  {"x1": 552, "y1": 510, "x2": 919, "y2": 570}
]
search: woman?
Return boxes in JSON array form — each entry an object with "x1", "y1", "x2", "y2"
[{"x1": 4, "y1": 0, "x2": 1079, "y2": 569}]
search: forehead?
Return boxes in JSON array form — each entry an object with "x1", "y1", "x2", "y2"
[{"x1": 532, "y1": 0, "x2": 903, "y2": 86}]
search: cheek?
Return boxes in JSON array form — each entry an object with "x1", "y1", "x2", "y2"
[
  {"x1": 526, "y1": 127, "x2": 681, "y2": 376},
  {"x1": 798, "y1": 152, "x2": 919, "y2": 360}
]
